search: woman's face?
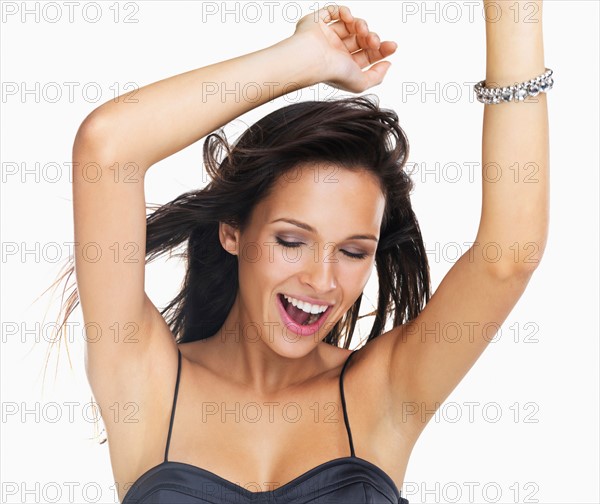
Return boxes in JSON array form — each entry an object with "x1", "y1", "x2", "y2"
[{"x1": 220, "y1": 162, "x2": 386, "y2": 357}]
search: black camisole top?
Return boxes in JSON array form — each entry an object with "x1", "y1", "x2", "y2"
[{"x1": 121, "y1": 348, "x2": 410, "y2": 503}]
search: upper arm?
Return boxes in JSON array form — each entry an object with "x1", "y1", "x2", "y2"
[
  {"x1": 382, "y1": 248, "x2": 535, "y2": 433},
  {"x1": 72, "y1": 112, "x2": 177, "y2": 403}
]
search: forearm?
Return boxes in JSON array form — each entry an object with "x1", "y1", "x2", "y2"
[
  {"x1": 86, "y1": 34, "x2": 319, "y2": 172},
  {"x1": 475, "y1": 0, "x2": 549, "y2": 276}
]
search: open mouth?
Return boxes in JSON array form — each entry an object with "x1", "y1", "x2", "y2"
[{"x1": 277, "y1": 293, "x2": 331, "y2": 327}]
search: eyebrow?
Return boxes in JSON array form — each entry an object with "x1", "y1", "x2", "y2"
[{"x1": 270, "y1": 218, "x2": 379, "y2": 242}]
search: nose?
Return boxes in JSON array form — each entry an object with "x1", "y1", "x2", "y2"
[{"x1": 299, "y1": 242, "x2": 337, "y2": 292}]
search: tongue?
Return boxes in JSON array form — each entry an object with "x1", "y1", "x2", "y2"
[{"x1": 285, "y1": 302, "x2": 312, "y2": 325}]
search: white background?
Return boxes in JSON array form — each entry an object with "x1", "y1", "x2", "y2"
[{"x1": 1, "y1": 1, "x2": 598, "y2": 503}]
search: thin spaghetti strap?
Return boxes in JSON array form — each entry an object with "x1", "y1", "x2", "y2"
[
  {"x1": 164, "y1": 347, "x2": 182, "y2": 463},
  {"x1": 339, "y1": 350, "x2": 357, "y2": 458}
]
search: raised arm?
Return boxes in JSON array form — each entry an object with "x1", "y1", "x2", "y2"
[
  {"x1": 77, "y1": 7, "x2": 395, "y2": 171},
  {"x1": 476, "y1": 0, "x2": 549, "y2": 276},
  {"x1": 71, "y1": 5, "x2": 396, "y2": 403},
  {"x1": 72, "y1": 35, "x2": 315, "y2": 390},
  {"x1": 380, "y1": 0, "x2": 549, "y2": 434}
]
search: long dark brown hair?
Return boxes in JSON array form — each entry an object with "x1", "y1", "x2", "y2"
[{"x1": 47, "y1": 94, "x2": 430, "y2": 365}]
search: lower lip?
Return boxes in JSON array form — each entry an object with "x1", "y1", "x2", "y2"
[{"x1": 276, "y1": 294, "x2": 332, "y2": 337}]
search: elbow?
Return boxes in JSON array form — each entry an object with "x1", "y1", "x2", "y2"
[
  {"x1": 72, "y1": 110, "x2": 118, "y2": 179},
  {"x1": 488, "y1": 261, "x2": 541, "y2": 282},
  {"x1": 487, "y1": 247, "x2": 546, "y2": 280},
  {"x1": 476, "y1": 228, "x2": 549, "y2": 280},
  {"x1": 73, "y1": 108, "x2": 115, "y2": 157}
]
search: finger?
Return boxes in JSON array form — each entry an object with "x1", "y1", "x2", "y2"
[
  {"x1": 337, "y1": 19, "x2": 389, "y2": 56},
  {"x1": 359, "y1": 60, "x2": 392, "y2": 90},
  {"x1": 351, "y1": 40, "x2": 397, "y2": 70},
  {"x1": 322, "y1": 5, "x2": 354, "y2": 37},
  {"x1": 328, "y1": 16, "x2": 374, "y2": 54},
  {"x1": 379, "y1": 40, "x2": 398, "y2": 59},
  {"x1": 337, "y1": 5, "x2": 354, "y2": 24},
  {"x1": 316, "y1": 4, "x2": 347, "y2": 24},
  {"x1": 368, "y1": 32, "x2": 381, "y2": 50},
  {"x1": 323, "y1": 7, "x2": 363, "y2": 52},
  {"x1": 359, "y1": 32, "x2": 380, "y2": 55},
  {"x1": 350, "y1": 20, "x2": 392, "y2": 55},
  {"x1": 363, "y1": 39, "x2": 398, "y2": 60},
  {"x1": 352, "y1": 42, "x2": 384, "y2": 68},
  {"x1": 352, "y1": 18, "x2": 372, "y2": 52},
  {"x1": 328, "y1": 19, "x2": 352, "y2": 39},
  {"x1": 341, "y1": 33, "x2": 361, "y2": 54},
  {"x1": 363, "y1": 30, "x2": 383, "y2": 52},
  {"x1": 351, "y1": 17, "x2": 369, "y2": 39}
]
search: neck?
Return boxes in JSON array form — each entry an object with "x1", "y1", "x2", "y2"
[{"x1": 206, "y1": 293, "x2": 328, "y2": 395}]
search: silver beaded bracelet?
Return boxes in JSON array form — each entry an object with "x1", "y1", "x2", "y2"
[{"x1": 474, "y1": 67, "x2": 554, "y2": 104}]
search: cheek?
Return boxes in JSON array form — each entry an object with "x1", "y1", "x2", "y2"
[
  {"x1": 237, "y1": 241, "x2": 292, "y2": 287},
  {"x1": 268, "y1": 244, "x2": 304, "y2": 278},
  {"x1": 340, "y1": 264, "x2": 373, "y2": 294}
]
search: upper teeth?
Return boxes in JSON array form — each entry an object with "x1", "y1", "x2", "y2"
[{"x1": 283, "y1": 295, "x2": 328, "y2": 315}]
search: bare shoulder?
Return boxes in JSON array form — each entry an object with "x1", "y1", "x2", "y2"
[
  {"x1": 338, "y1": 327, "x2": 421, "y2": 436},
  {"x1": 341, "y1": 328, "x2": 400, "y2": 386},
  {"x1": 330, "y1": 330, "x2": 418, "y2": 484},
  {"x1": 101, "y1": 319, "x2": 181, "y2": 498}
]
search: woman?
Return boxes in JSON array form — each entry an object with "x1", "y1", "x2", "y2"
[{"x1": 59, "y1": 3, "x2": 549, "y2": 503}]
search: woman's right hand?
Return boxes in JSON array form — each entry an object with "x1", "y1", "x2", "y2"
[{"x1": 292, "y1": 4, "x2": 398, "y2": 93}]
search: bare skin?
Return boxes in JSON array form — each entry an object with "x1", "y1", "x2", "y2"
[{"x1": 71, "y1": 4, "x2": 548, "y2": 502}]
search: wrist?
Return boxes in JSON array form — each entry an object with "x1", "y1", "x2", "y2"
[
  {"x1": 483, "y1": 1, "x2": 545, "y2": 85},
  {"x1": 272, "y1": 33, "x2": 326, "y2": 89},
  {"x1": 482, "y1": 0, "x2": 543, "y2": 25}
]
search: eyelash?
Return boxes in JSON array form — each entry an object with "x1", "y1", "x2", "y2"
[{"x1": 275, "y1": 237, "x2": 368, "y2": 260}]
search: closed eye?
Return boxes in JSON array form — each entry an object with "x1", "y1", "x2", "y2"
[{"x1": 275, "y1": 237, "x2": 368, "y2": 260}]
